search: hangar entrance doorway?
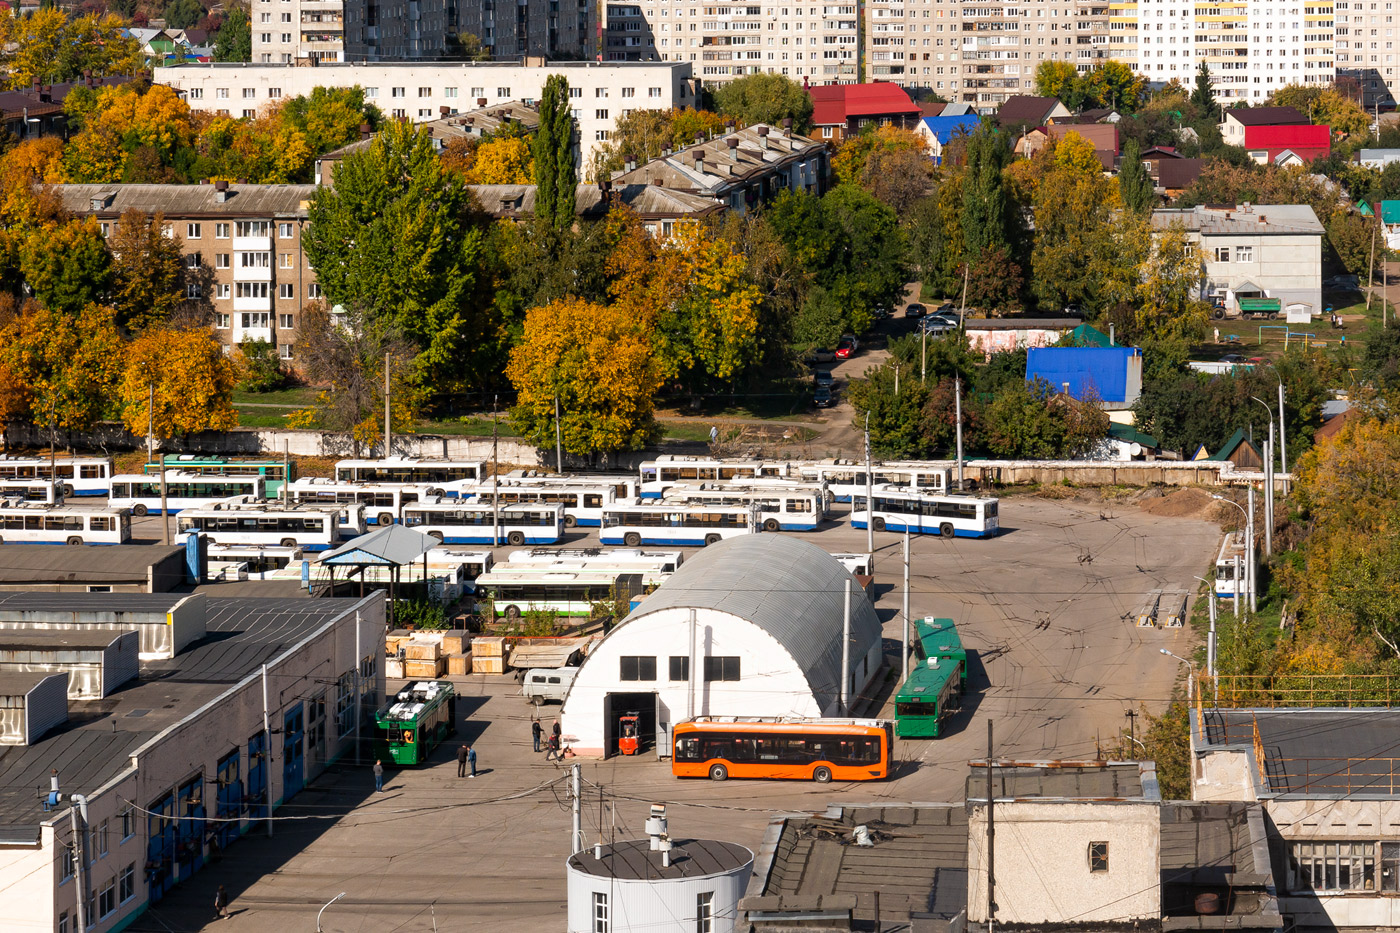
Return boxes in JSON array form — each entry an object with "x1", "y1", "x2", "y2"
[{"x1": 602, "y1": 691, "x2": 660, "y2": 758}]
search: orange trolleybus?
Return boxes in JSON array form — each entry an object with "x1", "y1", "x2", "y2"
[{"x1": 671, "y1": 716, "x2": 893, "y2": 783}]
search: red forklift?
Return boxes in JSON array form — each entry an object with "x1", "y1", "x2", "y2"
[{"x1": 617, "y1": 713, "x2": 641, "y2": 756}]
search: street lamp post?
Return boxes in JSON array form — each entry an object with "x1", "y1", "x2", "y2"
[
  {"x1": 1192, "y1": 575, "x2": 1218, "y2": 686},
  {"x1": 1250, "y1": 396, "x2": 1275, "y2": 557},
  {"x1": 1160, "y1": 648, "x2": 1197, "y2": 704},
  {"x1": 317, "y1": 892, "x2": 348, "y2": 932}
]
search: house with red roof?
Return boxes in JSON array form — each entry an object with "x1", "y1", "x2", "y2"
[
  {"x1": 1242, "y1": 124, "x2": 1331, "y2": 166},
  {"x1": 807, "y1": 82, "x2": 922, "y2": 143}
]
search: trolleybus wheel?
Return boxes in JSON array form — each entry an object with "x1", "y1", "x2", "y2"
[
  {"x1": 704, "y1": 534, "x2": 721, "y2": 545},
  {"x1": 872, "y1": 517, "x2": 885, "y2": 532},
  {"x1": 940, "y1": 523, "x2": 954, "y2": 539},
  {"x1": 763, "y1": 518, "x2": 780, "y2": 532},
  {"x1": 505, "y1": 604, "x2": 522, "y2": 619},
  {"x1": 709, "y1": 764, "x2": 729, "y2": 781},
  {"x1": 378, "y1": 512, "x2": 394, "y2": 527},
  {"x1": 624, "y1": 533, "x2": 642, "y2": 547},
  {"x1": 564, "y1": 515, "x2": 577, "y2": 528},
  {"x1": 428, "y1": 530, "x2": 444, "y2": 542},
  {"x1": 508, "y1": 531, "x2": 526, "y2": 546},
  {"x1": 132, "y1": 504, "x2": 148, "y2": 516},
  {"x1": 66, "y1": 536, "x2": 83, "y2": 546},
  {"x1": 281, "y1": 538, "x2": 296, "y2": 548},
  {"x1": 813, "y1": 766, "x2": 832, "y2": 784},
  {"x1": 61, "y1": 484, "x2": 74, "y2": 498}
]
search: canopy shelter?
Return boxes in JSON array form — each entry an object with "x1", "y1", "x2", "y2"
[{"x1": 317, "y1": 525, "x2": 437, "y2": 621}]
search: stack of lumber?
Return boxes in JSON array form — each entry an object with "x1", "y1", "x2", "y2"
[{"x1": 471, "y1": 636, "x2": 510, "y2": 674}]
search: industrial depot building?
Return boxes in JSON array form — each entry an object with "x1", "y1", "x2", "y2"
[{"x1": 0, "y1": 592, "x2": 385, "y2": 933}]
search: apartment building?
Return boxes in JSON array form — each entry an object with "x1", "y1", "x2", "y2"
[
  {"x1": 251, "y1": 0, "x2": 345, "y2": 64},
  {"x1": 1112, "y1": 0, "x2": 1333, "y2": 103},
  {"x1": 343, "y1": 0, "x2": 593, "y2": 60},
  {"x1": 602, "y1": 0, "x2": 860, "y2": 83},
  {"x1": 54, "y1": 184, "x2": 320, "y2": 360},
  {"x1": 153, "y1": 61, "x2": 697, "y2": 170},
  {"x1": 1337, "y1": 0, "x2": 1400, "y2": 107}
]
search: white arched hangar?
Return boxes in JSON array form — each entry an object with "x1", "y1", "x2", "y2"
[{"x1": 559, "y1": 535, "x2": 884, "y2": 757}]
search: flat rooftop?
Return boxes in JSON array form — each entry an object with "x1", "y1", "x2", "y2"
[
  {"x1": 1160, "y1": 802, "x2": 1281, "y2": 929},
  {"x1": 966, "y1": 761, "x2": 1153, "y2": 800},
  {"x1": 567, "y1": 838, "x2": 751, "y2": 881},
  {"x1": 0, "y1": 597, "x2": 365, "y2": 838},
  {"x1": 0, "y1": 630, "x2": 127, "y2": 649},
  {"x1": 1203, "y1": 708, "x2": 1400, "y2": 795},
  {"x1": 0, "y1": 671, "x2": 56, "y2": 694},
  {"x1": 0, "y1": 545, "x2": 181, "y2": 584}
]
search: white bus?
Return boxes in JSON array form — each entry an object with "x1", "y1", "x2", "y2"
[
  {"x1": 0, "y1": 479, "x2": 63, "y2": 505},
  {"x1": 460, "y1": 479, "x2": 630, "y2": 528},
  {"x1": 205, "y1": 544, "x2": 305, "y2": 582},
  {"x1": 797, "y1": 460, "x2": 952, "y2": 502},
  {"x1": 475, "y1": 564, "x2": 670, "y2": 619},
  {"x1": 852, "y1": 485, "x2": 999, "y2": 538},
  {"x1": 504, "y1": 548, "x2": 685, "y2": 574},
  {"x1": 493, "y1": 470, "x2": 640, "y2": 503},
  {"x1": 1214, "y1": 531, "x2": 1254, "y2": 601},
  {"x1": 175, "y1": 502, "x2": 355, "y2": 551},
  {"x1": 0, "y1": 456, "x2": 113, "y2": 497},
  {"x1": 107, "y1": 473, "x2": 266, "y2": 515},
  {"x1": 286, "y1": 478, "x2": 444, "y2": 526},
  {"x1": 638, "y1": 456, "x2": 796, "y2": 498},
  {"x1": 333, "y1": 458, "x2": 487, "y2": 489},
  {"x1": 660, "y1": 484, "x2": 827, "y2": 532},
  {"x1": 600, "y1": 503, "x2": 754, "y2": 547},
  {"x1": 0, "y1": 504, "x2": 131, "y2": 545},
  {"x1": 400, "y1": 502, "x2": 566, "y2": 546}
]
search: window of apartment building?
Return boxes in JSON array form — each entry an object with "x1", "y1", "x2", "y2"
[
  {"x1": 621, "y1": 87, "x2": 635, "y2": 97},
  {"x1": 279, "y1": 284, "x2": 294, "y2": 299},
  {"x1": 59, "y1": 913, "x2": 68, "y2": 933},
  {"x1": 445, "y1": 87, "x2": 458, "y2": 98},
  {"x1": 418, "y1": 86, "x2": 432, "y2": 97},
  {"x1": 100, "y1": 222, "x2": 110, "y2": 237},
  {"x1": 186, "y1": 223, "x2": 202, "y2": 239},
  {"x1": 419, "y1": 108, "x2": 432, "y2": 118},
  {"x1": 391, "y1": 87, "x2": 406, "y2": 98},
  {"x1": 119, "y1": 864, "x2": 134, "y2": 903},
  {"x1": 279, "y1": 344, "x2": 294, "y2": 360},
  {"x1": 241, "y1": 311, "x2": 271, "y2": 328},
  {"x1": 703, "y1": 657, "x2": 741, "y2": 681},
  {"x1": 184, "y1": 253, "x2": 201, "y2": 268},
  {"x1": 281, "y1": 32, "x2": 291, "y2": 41},
  {"x1": 216, "y1": 285, "x2": 231, "y2": 301},
  {"x1": 619, "y1": 656, "x2": 656, "y2": 681},
  {"x1": 279, "y1": 253, "x2": 293, "y2": 268},
  {"x1": 236, "y1": 221, "x2": 269, "y2": 237},
  {"x1": 187, "y1": 283, "x2": 202, "y2": 298},
  {"x1": 119, "y1": 807, "x2": 133, "y2": 842},
  {"x1": 1089, "y1": 841, "x2": 1109, "y2": 872},
  {"x1": 96, "y1": 820, "x2": 109, "y2": 858},
  {"x1": 497, "y1": 87, "x2": 510, "y2": 96},
  {"x1": 1288, "y1": 841, "x2": 1400, "y2": 892},
  {"x1": 236, "y1": 283, "x2": 269, "y2": 299},
  {"x1": 471, "y1": 86, "x2": 485, "y2": 97},
  {"x1": 278, "y1": 222, "x2": 293, "y2": 239},
  {"x1": 242, "y1": 88, "x2": 257, "y2": 100},
  {"x1": 189, "y1": 88, "x2": 204, "y2": 100},
  {"x1": 1235, "y1": 245, "x2": 1254, "y2": 262},
  {"x1": 161, "y1": 222, "x2": 174, "y2": 238},
  {"x1": 259, "y1": 32, "x2": 271, "y2": 42},
  {"x1": 596, "y1": 109, "x2": 609, "y2": 119},
  {"x1": 308, "y1": 283, "x2": 322, "y2": 299},
  {"x1": 392, "y1": 108, "x2": 406, "y2": 118},
  {"x1": 364, "y1": 87, "x2": 379, "y2": 98},
  {"x1": 216, "y1": 312, "x2": 231, "y2": 328},
  {"x1": 239, "y1": 252, "x2": 271, "y2": 268},
  {"x1": 268, "y1": 87, "x2": 282, "y2": 99},
  {"x1": 216, "y1": 253, "x2": 230, "y2": 269},
  {"x1": 596, "y1": 130, "x2": 610, "y2": 140},
  {"x1": 98, "y1": 879, "x2": 115, "y2": 918},
  {"x1": 649, "y1": 86, "x2": 662, "y2": 97},
  {"x1": 216, "y1": 88, "x2": 229, "y2": 99},
  {"x1": 278, "y1": 313, "x2": 295, "y2": 329},
  {"x1": 1213, "y1": 246, "x2": 1231, "y2": 262},
  {"x1": 281, "y1": 11, "x2": 291, "y2": 20},
  {"x1": 242, "y1": 109, "x2": 256, "y2": 119}
]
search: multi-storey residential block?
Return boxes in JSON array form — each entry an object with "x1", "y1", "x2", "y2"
[
  {"x1": 343, "y1": 0, "x2": 592, "y2": 60},
  {"x1": 602, "y1": 0, "x2": 859, "y2": 83},
  {"x1": 153, "y1": 61, "x2": 697, "y2": 171},
  {"x1": 55, "y1": 184, "x2": 320, "y2": 361},
  {"x1": 252, "y1": 0, "x2": 345, "y2": 64},
  {"x1": 1337, "y1": 0, "x2": 1398, "y2": 107}
]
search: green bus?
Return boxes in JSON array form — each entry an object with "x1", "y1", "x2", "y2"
[
  {"x1": 894, "y1": 618, "x2": 966, "y2": 739},
  {"x1": 145, "y1": 456, "x2": 290, "y2": 496},
  {"x1": 374, "y1": 680, "x2": 457, "y2": 765}
]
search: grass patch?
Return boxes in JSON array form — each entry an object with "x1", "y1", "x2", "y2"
[
  {"x1": 446, "y1": 417, "x2": 521, "y2": 437},
  {"x1": 235, "y1": 409, "x2": 299, "y2": 428},
  {"x1": 662, "y1": 422, "x2": 714, "y2": 442},
  {"x1": 232, "y1": 386, "x2": 319, "y2": 406}
]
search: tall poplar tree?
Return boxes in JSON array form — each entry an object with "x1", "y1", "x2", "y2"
[
  {"x1": 533, "y1": 74, "x2": 577, "y2": 234},
  {"x1": 1118, "y1": 138, "x2": 1156, "y2": 214},
  {"x1": 961, "y1": 128, "x2": 1014, "y2": 260}
]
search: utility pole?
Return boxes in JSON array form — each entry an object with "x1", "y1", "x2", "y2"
[
  {"x1": 1263, "y1": 432, "x2": 1273, "y2": 559},
  {"x1": 902, "y1": 529, "x2": 911, "y2": 681},
  {"x1": 1278, "y1": 381, "x2": 1288, "y2": 488},
  {"x1": 1207, "y1": 586, "x2": 1217, "y2": 684},
  {"x1": 986, "y1": 719, "x2": 995, "y2": 933},
  {"x1": 955, "y1": 377, "x2": 965, "y2": 491},
  {"x1": 570, "y1": 764, "x2": 583, "y2": 854},
  {"x1": 146, "y1": 383, "x2": 155, "y2": 462},
  {"x1": 262, "y1": 664, "x2": 274, "y2": 838},
  {"x1": 159, "y1": 457, "x2": 169, "y2": 546},
  {"x1": 1367, "y1": 221, "x2": 1376, "y2": 312},
  {"x1": 841, "y1": 578, "x2": 851, "y2": 715},
  {"x1": 960, "y1": 264, "x2": 970, "y2": 330},
  {"x1": 554, "y1": 395, "x2": 563, "y2": 473},
  {"x1": 383, "y1": 352, "x2": 391, "y2": 458},
  {"x1": 1233, "y1": 554, "x2": 1241, "y2": 619},
  {"x1": 282, "y1": 442, "x2": 290, "y2": 508},
  {"x1": 1124, "y1": 708, "x2": 1139, "y2": 753},
  {"x1": 69, "y1": 798, "x2": 88, "y2": 933},
  {"x1": 921, "y1": 324, "x2": 927, "y2": 382},
  {"x1": 491, "y1": 395, "x2": 500, "y2": 548},
  {"x1": 863, "y1": 413, "x2": 874, "y2": 558},
  {"x1": 1246, "y1": 485, "x2": 1257, "y2": 615}
]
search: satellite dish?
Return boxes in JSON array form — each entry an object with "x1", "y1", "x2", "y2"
[{"x1": 1129, "y1": 443, "x2": 1142, "y2": 457}]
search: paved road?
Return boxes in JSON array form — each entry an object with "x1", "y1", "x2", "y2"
[{"x1": 127, "y1": 495, "x2": 1220, "y2": 933}]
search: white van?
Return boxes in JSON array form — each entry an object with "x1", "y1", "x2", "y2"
[{"x1": 523, "y1": 667, "x2": 578, "y2": 705}]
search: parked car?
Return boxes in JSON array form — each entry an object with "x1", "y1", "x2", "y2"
[
  {"x1": 937, "y1": 302, "x2": 955, "y2": 314},
  {"x1": 523, "y1": 667, "x2": 578, "y2": 705},
  {"x1": 813, "y1": 369, "x2": 835, "y2": 389},
  {"x1": 1220, "y1": 353, "x2": 1246, "y2": 364},
  {"x1": 835, "y1": 335, "x2": 860, "y2": 360},
  {"x1": 1324, "y1": 274, "x2": 1361, "y2": 292},
  {"x1": 921, "y1": 319, "x2": 956, "y2": 337},
  {"x1": 813, "y1": 384, "x2": 836, "y2": 408},
  {"x1": 803, "y1": 347, "x2": 836, "y2": 365},
  {"x1": 926, "y1": 312, "x2": 960, "y2": 326},
  {"x1": 1062, "y1": 303, "x2": 1084, "y2": 317},
  {"x1": 904, "y1": 303, "x2": 927, "y2": 319}
]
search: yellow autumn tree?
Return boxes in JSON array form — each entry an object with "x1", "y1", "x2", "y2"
[
  {"x1": 0, "y1": 139, "x2": 67, "y2": 229},
  {"x1": 507, "y1": 296, "x2": 662, "y2": 454},
  {"x1": 606, "y1": 210, "x2": 762, "y2": 393},
  {"x1": 832, "y1": 124, "x2": 925, "y2": 186},
  {"x1": 6, "y1": 12, "x2": 145, "y2": 91},
  {"x1": 64, "y1": 84, "x2": 196, "y2": 183},
  {"x1": 0, "y1": 302, "x2": 125, "y2": 432},
  {"x1": 118, "y1": 326, "x2": 241, "y2": 440},
  {"x1": 466, "y1": 136, "x2": 534, "y2": 184}
]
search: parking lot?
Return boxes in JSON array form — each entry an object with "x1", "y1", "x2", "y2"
[{"x1": 127, "y1": 494, "x2": 1220, "y2": 932}]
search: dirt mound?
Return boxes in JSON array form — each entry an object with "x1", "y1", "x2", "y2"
[{"x1": 1136, "y1": 487, "x2": 1218, "y2": 520}]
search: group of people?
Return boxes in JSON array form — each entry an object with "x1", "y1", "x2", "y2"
[{"x1": 532, "y1": 718, "x2": 573, "y2": 762}]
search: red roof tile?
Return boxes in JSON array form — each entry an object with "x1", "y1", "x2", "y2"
[
  {"x1": 808, "y1": 82, "x2": 920, "y2": 126},
  {"x1": 1243, "y1": 124, "x2": 1331, "y2": 161}
]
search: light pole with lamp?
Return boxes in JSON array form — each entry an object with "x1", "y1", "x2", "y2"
[
  {"x1": 317, "y1": 892, "x2": 348, "y2": 932},
  {"x1": 1160, "y1": 648, "x2": 1197, "y2": 704},
  {"x1": 1192, "y1": 575, "x2": 1217, "y2": 685},
  {"x1": 1250, "y1": 395, "x2": 1275, "y2": 557},
  {"x1": 1211, "y1": 494, "x2": 1255, "y2": 615}
]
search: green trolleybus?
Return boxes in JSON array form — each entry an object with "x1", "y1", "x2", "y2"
[
  {"x1": 894, "y1": 617, "x2": 967, "y2": 738},
  {"x1": 374, "y1": 680, "x2": 457, "y2": 765}
]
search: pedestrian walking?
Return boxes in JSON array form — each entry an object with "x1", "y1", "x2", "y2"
[
  {"x1": 467, "y1": 745, "x2": 478, "y2": 777},
  {"x1": 1213, "y1": 326, "x2": 1220, "y2": 344},
  {"x1": 545, "y1": 733, "x2": 560, "y2": 762},
  {"x1": 214, "y1": 884, "x2": 230, "y2": 920},
  {"x1": 553, "y1": 720, "x2": 561, "y2": 744},
  {"x1": 457, "y1": 743, "x2": 469, "y2": 777},
  {"x1": 709, "y1": 425, "x2": 719, "y2": 445},
  {"x1": 532, "y1": 719, "x2": 543, "y2": 752},
  {"x1": 373, "y1": 759, "x2": 384, "y2": 792}
]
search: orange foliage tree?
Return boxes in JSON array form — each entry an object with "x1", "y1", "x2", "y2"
[{"x1": 118, "y1": 326, "x2": 241, "y2": 441}]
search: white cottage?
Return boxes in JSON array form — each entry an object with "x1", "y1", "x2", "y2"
[{"x1": 558, "y1": 535, "x2": 884, "y2": 757}]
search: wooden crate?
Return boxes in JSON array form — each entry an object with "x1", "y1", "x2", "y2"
[
  {"x1": 404, "y1": 657, "x2": 446, "y2": 679},
  {"x1": 403, "y1": 641, "x2": 440, "y2": 661},
  {"x1": 472, "y1": 636, "x2": 507, "y2": 657},
  {"x1": 446, "y1": 653, "x2": 470, "y2": 675},
  {"x1": 471, "y1": 655, "x2": 506, "y2": 675},
  {"x1": 385, "y1": 658, "x2": 404, "y2": 680},
  {"x1": 441, "y1": 630, "x2": 471, "y2": 654}
]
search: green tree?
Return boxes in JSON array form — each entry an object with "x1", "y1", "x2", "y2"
[
  {"x1": 303, "y1": 120, "x2": 490, "y2": 386},
  {"x1": 1034, "y1": 61, "x2": 1083, "y2": 108},
  {"x1": 1190, "y1": 63, "x2": 1216, "y2": 117},
  {"x1": 1118, "y1": 138, "x2": 1156, "y2": 213},
  {"x1": 533, "y1": 74, "x2": 577, "y2": 235},
  {"x1": 1082, "y1": 61, "x2": 1145, "y2": 114},
  {"x1": 961, "y1": 126, "x2": 1017, "y2": 260},
  {"x1": 846, "y1": 358, "x2": 933, "y2": 458},
  {"x1": 713, "y1": 73, "x2": 814, "y2": 132},
  {"x1": 280, "y1": 86, "x2": 382, "y2": 157},
  {"x1": 164, "y1": 0, "x2": 206, "y2": 30},
  {"x1": 448, "y1": 31, "x2": 491, "y2": 61},
  {"x1": 20, "y1": 220, "x2": 112, "y2": 315},
  {"x1": 109, "y1": 209, "x2": 185, "y2": 331},
  {"x1": 590, "y1": 108, "x2": 674, "y2": 179},
  {"x1": 213, "y1": 4, "x2": 251, "y2": 62},
  {"x1": 236, "y1": 339, "x2": 288, "y2": 393}
]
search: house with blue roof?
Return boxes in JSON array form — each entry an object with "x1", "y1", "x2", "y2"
[
  {"x1": 916, "y1": 114, "x2": 982, "y2": 163},
  {"x1": 1026, "y1": 346, "x2": 1144, "y2": 415}
]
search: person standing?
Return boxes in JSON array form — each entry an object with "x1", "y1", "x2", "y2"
[
  {"x1": 532, "y1": 719, "x2": 543, "y2": 753},
  {"x1": 553, "y1": 720, "x2": 562, "y2": 745},
  {"x1": 457, "y1": 743, "x2": 469, "y2": 777},
  {"x1": 545, "y1": 733, "x2": 560, "y2": 763},
  {"x1": 214, "y1": 884, "x2": 230, "y2": 920},
  {"x1": 373, "y1": 759, "x2": 384, "y2": 793},
  {"x1": 467, "y1": 745, "x2": 478, "y2": 777}
]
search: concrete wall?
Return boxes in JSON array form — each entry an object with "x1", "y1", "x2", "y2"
[
  {"x1": 0, "y1": 825, "x2": 58, "y2": 933},
  {"x1": 967, "y1": 801, "x2": 1161, "y2": 924},
  {"x1": 1267, "y1": 798, "x2": 1400, "y2": 929}
]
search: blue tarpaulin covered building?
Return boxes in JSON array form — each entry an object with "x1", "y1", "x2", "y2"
[{"x1": 1025, "y1": 346, "x2": 1143, "y2": 408}]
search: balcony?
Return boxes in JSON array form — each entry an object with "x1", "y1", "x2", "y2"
[
  {"x1": 234, "y1": 325, "x2": 274, "y2": 344},
  {"x1": 234, "y1": 265, "x2": 273, "y2": 282},
  {"x1": 233, "y1": 236, "x2": 271, "y2": 252},
  {"x1": 233, "y1": 295, "x2": 272, "y2": 312}
]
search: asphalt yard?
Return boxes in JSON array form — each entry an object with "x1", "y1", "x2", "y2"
[{"x1": 125, "y1": 495, "x2": 1221, "y2": 932}]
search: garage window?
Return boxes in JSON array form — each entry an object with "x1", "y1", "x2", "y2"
[
  {"x1": 704, "y1": 657, "x2": 741, "y2": 682},
  {"x1": 1089, "y1": 841, "x2": 1109, "y2": 873},
  {"x1": 669, "y1": 656, "x2": 690, "y2": 681},
  {"x1": 620, "y1": 656, "x2": 656, "y2": 681}
]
